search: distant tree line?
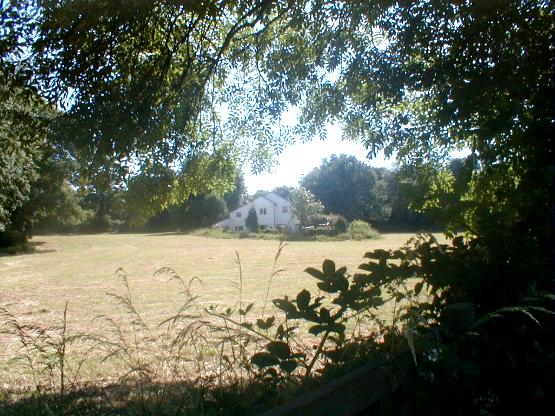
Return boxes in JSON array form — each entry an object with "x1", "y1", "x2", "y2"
[
  {"x1": 2, "y1": 145, "x2": 473, "y2": 243},
  {"x1": 299, "y1": 153, "x2": 475, "y2": 231}
]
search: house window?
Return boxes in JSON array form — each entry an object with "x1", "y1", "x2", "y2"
[
  {"x1": 234, "y1": 225, "x2": 244, "y2": 231},
  {"x1": 260, "y1": 225, "x2": 266, "y2": 230},
  {"x1": 282, "y1": 206, "x2": 288, "y2": 213},
  {"x1": 259, "y1": 208, "x2": 267, "y2": 215},
  {"x1": 236, "y1": 211, "x2": 242, "y2": 218}
]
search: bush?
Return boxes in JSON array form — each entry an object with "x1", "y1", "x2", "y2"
[
  {"x1": 334, "y1": 215, "x2": 348, "y2": 234},
  {"x1": 303, "y1": 226, "x2": 330, "y2": 237},
  {"x1": 347, "y1": 220, "x2": 379, "y2": 240},
  {"x1": 307, "y1": 213, "x2": 330, "y2": 227},
  {"x1": 245, "y1": 208, "x2": 259, "y2": 232}
]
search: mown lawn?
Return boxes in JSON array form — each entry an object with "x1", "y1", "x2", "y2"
[{"x1": 0, "y1": 232, "x2": 442, "y2": 388}]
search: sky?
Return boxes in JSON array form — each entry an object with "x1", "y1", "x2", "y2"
[{"x1": 243, "y1": 124, "x2": 395, "y2": 194}]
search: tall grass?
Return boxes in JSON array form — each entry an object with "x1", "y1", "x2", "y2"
[
  {"x1": 0, "y1": 241, "x2": 297, "y2": 414},
  {"x1": 0, "y1": 238, "x2": 412, "y2": 415}
]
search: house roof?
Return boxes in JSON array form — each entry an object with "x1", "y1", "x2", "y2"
[
  {"x1": 260, "y1": 192, "x2": 289, "y2": 206},
  {"x1": 226, "y1": 192, "x2": 289, "y2": 215}
]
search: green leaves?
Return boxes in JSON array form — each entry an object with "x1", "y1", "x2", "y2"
[
  {"x1": 289, "y1": 187, "x2": 324, "y2": 227},
  {"x1": 266, "y1": 341, "x2": 290, "y2": 359},
  {"x1": 308, "y1": 322, "x2": 345, "y2": 336},
  {"x1": 279, "y1": 360, "x2": 298, "y2": 373},
  {"x1": 305, "y1": 260, "x2": 350, "y2": 294},
  {"x1": 296, "y1": 289, "x2": 310, "y2": 311},
  {"x1": 304, "y1": 267, "x2": 324, "y2": 281},
  {"x1": 272, "y1": 299, "x2": 298, "y2": 316},
  {"x1": 256, "y1": 316, "x2": 275, "y2": 330},
  {"x1": 239, "y1": 303, "x2": 254, "y2": 316},
  {"x1": 322, "y1": 259, "x2": 335, "y2": 275},
  {"x1": 251, "y1": 352, "x2": 279, "y2": 368},
  {"x1": 250, "y1": 340, "x2": 302, "y2": 373}
]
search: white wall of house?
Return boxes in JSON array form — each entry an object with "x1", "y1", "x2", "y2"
[{"x1": 214, "y1": 192, "x2": 297, "y2": 232}]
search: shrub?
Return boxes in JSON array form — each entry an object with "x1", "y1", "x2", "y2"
[
  {"x1": 304, "y1": 226, "x2": 329, "y2": 237},
  {"x1": 347, "y1": 220, "x2": 379, "y2": 240},
  {"x1": 334, "y1": 215, "x2": 348, "y2": 234},
  {"x1": 245, "y1": 208, "x2": 259, "y2": 232},
  {"x1": 307, "y1": 213, "x2": 330, "y2": 227}
]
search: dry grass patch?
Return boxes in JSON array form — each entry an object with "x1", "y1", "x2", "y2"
[{"x1": 0, "y1": 232, "x2": 444, "y2": 389}]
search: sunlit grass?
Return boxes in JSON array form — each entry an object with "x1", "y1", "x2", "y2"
[{"x1": 0, "y1": 232, "x2": 444, "y2": 389}]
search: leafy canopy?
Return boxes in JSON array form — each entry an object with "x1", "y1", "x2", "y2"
[
  {"x1": 290, "y1": 187, "x2": 324, "y2": 228},
  {"x1": 302, "y1": 154, "x2": 391, "y2": 222}
]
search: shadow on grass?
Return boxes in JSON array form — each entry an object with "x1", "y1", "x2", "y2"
[
  {"x1": 0, "y1": 241, "x2": 57, "y2": 257},
  {"x1": 0, "y1": 378, "x2": 279, "y2": 416}
]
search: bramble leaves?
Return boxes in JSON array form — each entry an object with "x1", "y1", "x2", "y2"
[
  {"x1": 279, "y1": 360, "x2": 297, "y2": 373},
  {"x1": 296, "y1": 289, "x2": 310, "y2": 312},
  {"x1": 322, "y1": 259, "x2": 335, "y2": 275},
  {"x1": 266, "y1": 341, "x2": 290, "y2": 360},
  {"x1": 304, "y1": 267, "x2": 324, "y2": 281},
  {"x1": 239, "y1": 303, "x2": 254, "y2": 316},
  {"x1": 272, "y1": 299, "x2": 298, "y2": 316},
  {"x1": 251, "y1": 352, "x2": 279, "y2": 368},
  {"x1": 256, "y1": 316, "x2": 275, "y2": 330}
]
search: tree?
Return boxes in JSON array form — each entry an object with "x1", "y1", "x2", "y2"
[
  {"x1": 302, "y1": 154, "x2": 390, "y2": 222},
  {"x1": 0, "y1": 68, "x2": 51, "y2": 246},
  {"x1": 241, "y1": 0, "x2": 553, "y2": 285},
  {"x1": 123, "y1": 163, "x2": 177, "y2": 229},
  {"x1": 245, "y1": 208, "x2": 259, "y2": 232},
  {"x1": 1, "y1": 1, "x2": 552, "y2": 410},
  {"x1": 179, "y1": 193, "x2": 229, "y2": 229},
  {"x1": 272, "y1": 185, "x2": 294, "y2": 200},
  {"x1": 1, "y1": 1, "x2": 290, "y2": 240},
  {"x1": 17, "y1": 144, "x2": 85, "y2": 232},
  {"x1": 252, "y1": 190, "x2": 269, "y2": 200},
  {"x1": 385, "y1": 169, "x2": 437, "y2": 231},
  {"x1": 290, "y1": 187, "x2": 324, "y2": 228},
  {"x1": 224, "y1": 172, "x2": 247, "y2": 211}
]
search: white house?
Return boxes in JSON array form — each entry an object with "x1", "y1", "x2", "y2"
[{"x1": 214, "y1": 192, "x2": 297, "y2": 233}]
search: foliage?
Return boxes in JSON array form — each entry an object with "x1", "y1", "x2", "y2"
[
  {"x1": 355, "y1": 236, "x2": 555, "y2": 416},
  {"x1": 245, "y1": 246, "x2": 420, "y2": 381},
  {"x1": 302, "y1": 154, "x2": 391, "y2": 222},
  {"x1": 1, "y1": 0, "x2": 553, "y2": 411},
  {"x1": 249, "y1": 0, "x2": 553, "y2": 246},
  {"x1": 0, "y1": 69, "x2": 51, "y2": 245},
  {"x1": 252, "y1": 190, "x2": 269, "y2": 200},
  {"x1": 1, "y1": 1, "x2": 291, "y2": 239},
  {"x1": 333, "y1": 215, "x2": 348, "y2": 234},
  {"x1": 223, "y1": 171, "x2": 247, "y2": 212},
  {"x1": 245, "y1": 235, "x2": 555, "y2": 414},
  {"x1": 289, "y1": 187, "x2": 324, "y2": 228},
  {"x1": 190, "y1": 227, "x2": 357, "y2": 242},
  {"x1": 307, "y1": 213, "x2": 329, "y2": 228},
  {"x1": 385, "y1": 169, "x2": 438, "y2": 231},
  {"x1": 123, "y1": 163, "x2": 177, "y2": 229},
  {"x1": 392, "y1": 156, "x2": 478, "y2": 234},
  {"x1": 347, "y1": 220, "x2": 379, "y2": 241},
  {"x1": 10, "y1": 144, "x2": 86, "y2": 235},
  {"x1": 28, "y1": 0, "x2": 284, "y2": 175},
  {"x1": 181, "y1": 193, "x2": 229, "y2": 229},
  {"x1": 2, "y1": 235, "x2": 553, "y2": 414},
  {"x1": 245, "y1": 208, "x2": 259, "y2": 232},
  {"x1": 271, "y1": 185, "x2": 294, "y2": 200}
]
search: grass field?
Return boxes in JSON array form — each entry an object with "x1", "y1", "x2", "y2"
[{"x1": 0, "y1": 232, "x2": 442, "y2": 389}]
